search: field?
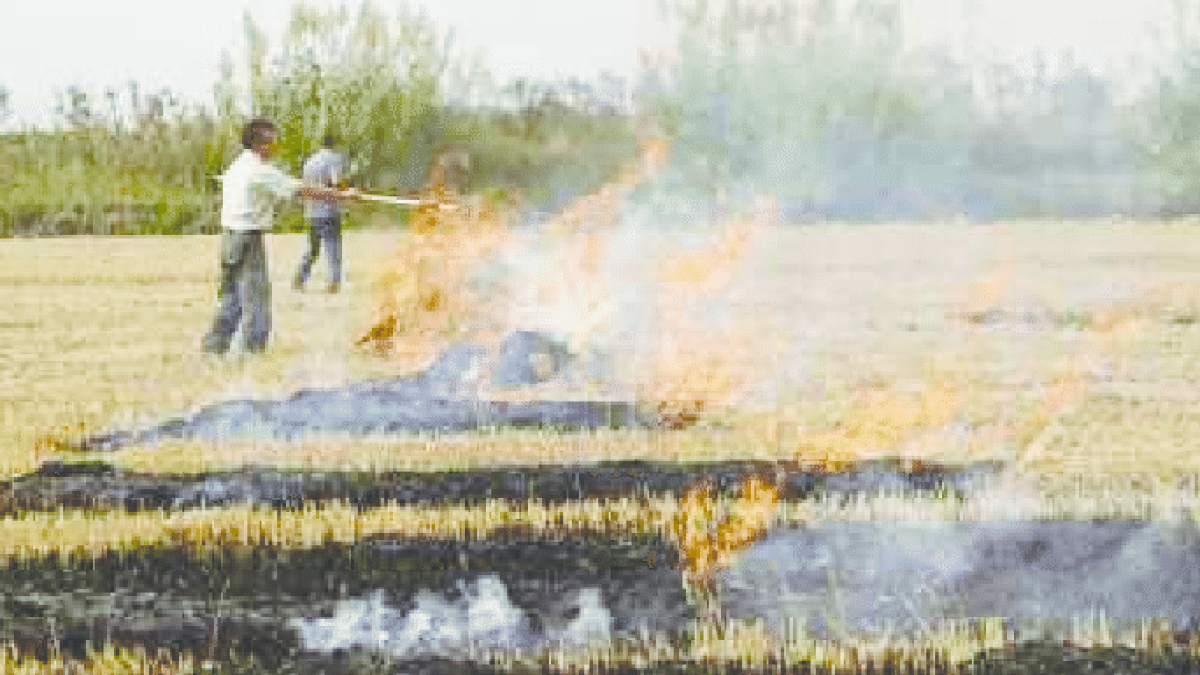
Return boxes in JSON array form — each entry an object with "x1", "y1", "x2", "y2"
[
  {"x1": 7, "y1": 220, "x2": 1200, "y2": 671},
  {"x1": 5, "y1": 220, "x2": 1200, "y2": 481}
]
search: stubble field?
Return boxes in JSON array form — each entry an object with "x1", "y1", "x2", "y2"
[
  {"x1": 8, "y1": 220, "x2": 1200, "y2": 671},
  {"x1": 4, "y1": 219, "x2": 1200, "y2": 482}
]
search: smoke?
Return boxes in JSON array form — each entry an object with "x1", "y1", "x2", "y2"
[
  {"x1": 474, "y1": 164, "x2": 766, "y2": 421},
  {"x1": 355, "y1": 137, "x2": 777, "y2": 421},
  {"x1": 294, "y1": 574, "x2": 613, "y2": 660}
]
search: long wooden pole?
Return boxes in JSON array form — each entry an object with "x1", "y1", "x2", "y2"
[
  {"x1": 212, "y1": 176, "x2": 457, "y2": 209},
  {"x1": 353, "y1": 193, "x2": 457, "y2": 210}
]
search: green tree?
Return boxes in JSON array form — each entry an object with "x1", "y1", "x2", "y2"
[
  {"x1": 660, "y1": 0, "x2": 926, "y2": 205},
  {"x1": 244, "y1": 1, "x2": 443, "y2": 191},
  {"x1": 1142, "y1": 61, "x2": 1200, "y2": 208},
  {"x1": 1127, "y1": 0, "x2": 1200, "y2": 210},
  {"x1": 0, "y1": 86, "x2": 11, "y2": 127}
]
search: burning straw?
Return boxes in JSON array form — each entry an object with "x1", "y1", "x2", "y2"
[
  {"x1": 355, "y1": 141, "x2": 668, "y2": 373},
  {"x1": 667, "y1": 474, "x2": 779, "y2": 607},
  {"x1": 354, "y1": 176, "x2": 511, "y2": 369},
  {"x1": 352, "y1": 139, "x2": 782, "y2": 430},
  {"x1": 645, "y1": 219, "x2": 756, "y2": 427}
]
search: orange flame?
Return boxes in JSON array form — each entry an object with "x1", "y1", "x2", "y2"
[
  {"x1": 668, "y1": 475, "x2": 779, "y2": 596},
  {"x1": 356, "y1": 141, "x2": 669, "y2": 369},
  {"x1": 355, "y1": 202, "x2": 509, "y2": 367},
  {"x1": 647, "y1": 219, "x2": 756, "y2": 427},
  {"x1": 796, "y1": 381, "x2": 964, "y2": 464}
]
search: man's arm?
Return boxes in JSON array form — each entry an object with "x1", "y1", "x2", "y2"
[
  {"x1": 299, "y1": 184, "x2": 356, "y2": 203},
  {"x1": 257, "y1": 162, "x2": 358, "y2": 203}
]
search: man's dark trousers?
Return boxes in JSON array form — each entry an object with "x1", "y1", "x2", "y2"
[
  {"x1": 202, "y1": 230, "x2": 271, "y2": 353},
  {"x1": 295, "y1": 214, "x2": 342, "y2": 288}
]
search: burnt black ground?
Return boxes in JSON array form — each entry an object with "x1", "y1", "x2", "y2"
[
  {"x1": 0, "y1": 458, "x2": 1002, "y2": 514},
  {"x1": 0, "y1": 538, "x2": 687, "y2": 670},
  {"x1": 12, "y1": 331, "x2": 1193, "y2": 671},
  {"x1": 34, "y1": 329, "x2": 1000, "y2": 515},
  {"x1": 4, "y1": 534, "x2": 1199, "y2": 674},
  {"x1": 72, "y1": 331, "x2": 651, "y2": 453}
]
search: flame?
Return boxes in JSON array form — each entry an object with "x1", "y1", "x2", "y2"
[
  {"x1": 32, "y1": 422, "x2": 89, "y2": 458},
  {"x1": 668, "y1": 475, "x2": 779, "y2": 597},
  {"x1": 796, "y1": 381, "x2": 964, "y2": 464},
  {"x1": 356, "y1": 140, "x2": 668, "y2": 370},
  {"x1": 353, "y1": 136, "x2": 765, "y2": 431},
  {"x1": 657, "y1": 222, "x2": 752, "y2": 292},
  {"x1": 355, "y1": 201, "x2": 509, "y2": 368},
  {"x1": 639, "y1": 335, "x2": 750, "y2": 429},
  {"x1": 646, "y1": 219, "x2": 757, "y2": 427}
]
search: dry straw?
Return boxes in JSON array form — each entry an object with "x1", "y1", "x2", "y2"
[
  {"x1": 0, "y1": 498, "x2": 673, "y2": 559},
  {"x1": 355, "y1": 175, "x2": 512, "y2": 369},
  {"x1": 1, "y1": 641, "x2": 197, "y2": 674}
]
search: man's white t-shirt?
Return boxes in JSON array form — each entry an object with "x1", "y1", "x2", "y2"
[{"x1": 220, "y1": 150, "x2": 302, "y2": 231}]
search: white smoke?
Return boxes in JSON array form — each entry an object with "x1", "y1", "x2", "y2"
[
  {"x1": 294, "y1": 575, "x2": 613, "y2": 661},
  {"x1": 472, "y1": 191, "x2": 736, "y2": 396}
]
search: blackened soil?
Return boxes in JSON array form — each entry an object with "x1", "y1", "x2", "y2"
[
  {"x1": 966, "y1": 642, "x2": 1200, "y2": 675},
  {"x1": 1, "y1": 537, "x2": 686, "y2": 670},
  {"x1": 0, "y1": 458, "x2": 1002, "y2": 514},
  {"x1": 71, "y1": 331, "x2": 652, "y2": 453},
  {"x1": 3, "y1": 507, "x2": 1197, "y2": 674}
]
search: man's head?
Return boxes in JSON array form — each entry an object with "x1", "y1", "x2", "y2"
[
  {"x1": 242, "y1": 117, "x2": 278, "y2": 158},
  {"x1": 322, "y1": 133, "x2": 338, "y2": 149}
]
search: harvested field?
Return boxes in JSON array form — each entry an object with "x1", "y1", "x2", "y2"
[
  {"x1": 7, "y1": 219, "x2": 1200, "y2": 670},
  {"x1": 6, "y1": 221, "x2": 1200, "y2": 478}
]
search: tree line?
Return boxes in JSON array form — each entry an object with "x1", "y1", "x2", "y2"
[
  {"x1": 647, "y1": 0, "x2": 1200, "y2": 219},
  {"x1": 0, "y1": 1, "x2": 637, "y2": 236},
  {"x1": 11, "y1": 0, "x2": 1200, "y2": 233}
]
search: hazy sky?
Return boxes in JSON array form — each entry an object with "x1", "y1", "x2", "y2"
[
  {"x1": 0, "y1": 0, "x2": 640, "y2": 125},
  {"x1": 908, "y1": 0, "x2": 1168, "y2": 73},
  {"x1": 0, "y1": 0, "x2": 1173, "y2": 126}
]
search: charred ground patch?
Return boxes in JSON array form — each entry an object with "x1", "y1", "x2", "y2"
[
  {"x1": 69, "y1": 332, "x2": 656, "y2": 454},
  {"x1": 0, "y1": 537, "x2": 687, "y2": 671},
  {"x1": 0, "y1": 458, "x2": 1001, "y2": 515}
]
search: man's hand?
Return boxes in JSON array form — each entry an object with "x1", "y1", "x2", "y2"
[{"x1": 298, "y1": 184, "x2": 339, "y2": 203}]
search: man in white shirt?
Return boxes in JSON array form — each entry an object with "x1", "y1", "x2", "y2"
[{"x1": 202, "y1": 118, "x2": 355, "y2": 354}]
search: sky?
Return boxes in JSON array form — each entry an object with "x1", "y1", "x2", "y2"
[
  {"x1": 908, "y1": 0, "x2": 1168, "y2": 75},
  {"x1": 0, "y1": 0, "x2": 1176, "y2": 127},
  {"x1": 0, "y1": 0, "x2": 640, "y2": 126}
]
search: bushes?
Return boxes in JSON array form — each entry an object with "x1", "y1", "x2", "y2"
[
  {"x1": 447, "y1": 108, "x2": 637, "y2": 213},
  {"x1": 0, "y1": 130, "x2": 220, "y2": 237},
  {"x1": 0, "y1": 193, "x2": 217, "y2": 237},
  {"x1": 0, "y1": 104, "x2": 637, "y2": 238}
]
